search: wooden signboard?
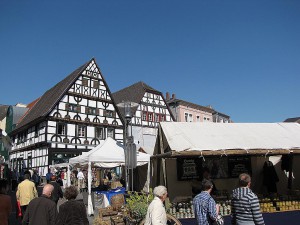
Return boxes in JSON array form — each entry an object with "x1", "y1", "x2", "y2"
[{"x1": 177, "y1": 158, "x2": 202, "y2": 181}]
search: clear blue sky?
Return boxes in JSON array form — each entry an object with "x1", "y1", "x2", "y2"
[{"x1": 1, "y1": 0, "x2": 299, "y2": 122}]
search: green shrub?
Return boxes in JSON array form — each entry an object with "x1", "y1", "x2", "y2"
[{"x1": 126, "y1": 190, "x2": 154, "y2": 220}]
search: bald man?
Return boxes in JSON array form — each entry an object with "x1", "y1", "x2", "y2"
[{"x1": 22, "y1": 184, "x2": 58, "y2": 225}]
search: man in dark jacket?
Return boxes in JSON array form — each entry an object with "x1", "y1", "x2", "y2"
[
  {"x1": 49, "y1": 175, "x2": 63, "y2": 204},
  {"x1": 22, "y1": 184, "x2": 57, "y2": 225}
]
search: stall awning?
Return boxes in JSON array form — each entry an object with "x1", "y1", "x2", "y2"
[{"x1": 154, "y1": 122, "x2": 300, "y2": 157}]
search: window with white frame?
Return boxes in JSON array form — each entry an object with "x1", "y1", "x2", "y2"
[
  {"x1": 107, "y1": 128, "x2": 114, "y2": 138},
  {"x1": 142, "y1": 112, "x2": 147, "y2": 121},
  {"x1": 196, "y1": 116, "x2": 200, "y2": 122},
  {"x1": 148, "y1": 113, "x2": 153, "y2": 121},
  {"x1": 185, "y1": 113, "x2": 188, "y2": 122},
  {"x1": 57, "y1": 123, "x2": 66, "y2": 135},
  {"x1": 77, "y1": 125, "x2": 86, "y2": 137},
  {"x1": 95, "y1": 127, "x2": 105, "y2": 139},
  {"x1": 189, "y1": 114, "x2": 193, "y2": 122}
]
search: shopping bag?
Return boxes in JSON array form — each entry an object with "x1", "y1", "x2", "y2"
[
  {"x1": 17, "y1": 201, "x2": 22, "y2": 217},
  {"x1": 213, "y1": 214, "x2": 224, "y2": 225}
]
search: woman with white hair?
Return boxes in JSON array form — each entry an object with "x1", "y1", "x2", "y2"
[{"x1": 144, "y1": 185, "x2": 168, "y2": 225}]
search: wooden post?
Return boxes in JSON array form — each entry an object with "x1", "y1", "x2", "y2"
[{"x1": 288, "y1": 154, "x2": 293, "y2": 189}]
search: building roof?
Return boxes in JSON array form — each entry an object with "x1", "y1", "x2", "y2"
[
  {"x1": 0, "y1": 105, "x2": 9, "y2": 121},
  {"x1": 13, "y1": 59, "x2": 92, "y2": 133},
  {"x1": 167, "y1": 98, "x2": 214, "y2": 113},
  {"x1": 284, "y1": 117, "x2": 300, "y2": 123},
  {"x1": 112, "y1": 81, "x2": 162, "y2": 119}
]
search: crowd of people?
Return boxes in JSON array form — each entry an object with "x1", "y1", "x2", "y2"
[
  {"x1": 0, "y1": 164, "x2": 266, "y2": 225},
  {"x1": 0, "y1": 167, "x2": 90, "y2": 225}
]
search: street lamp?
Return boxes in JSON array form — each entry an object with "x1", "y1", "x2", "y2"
[{"x1": 117, "y1": 101, "x2": 139, "y2": 191}]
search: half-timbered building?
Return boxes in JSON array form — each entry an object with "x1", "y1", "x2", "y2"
[
  {"x1": 9, "y1": 59, "x2": 124, "y2": 175},
  {"x1": 113, "y1": 82, "x2": 174, "y2": 155}
]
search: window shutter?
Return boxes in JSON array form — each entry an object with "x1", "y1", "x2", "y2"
[
  {"x1": 96, "y1": 108, "x2": 100, "y2": 115},
  {"x1": 103, "y1": 110, "x2": 107, "y2": 117},
  {"x1": 85, "y1": 107, "x2": 89, "y2": 114},
  {"x1": 65, "y1": 103, "x2": 70, "y2": 110}
]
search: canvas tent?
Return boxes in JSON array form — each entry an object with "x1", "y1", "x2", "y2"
[
  {"x1": 154, "y1": 122, "x2": 300, "y2": 157},
  {"x1": 152, "y1": 122, "x2": 300, "y2": 198},
  {"x1": 68, "y1": 137, "x2": 151, "y2": 215}
]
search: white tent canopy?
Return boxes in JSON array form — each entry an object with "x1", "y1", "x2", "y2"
[
  {"x1": 69, "y1": 137, "x2": 150, "y2": 166},
  {"x1": 68, "y1": 137, "x2": 151, "y2": 216},
  {"x1": 158, "y1": 122, "x2": 300, "y2": 154}
]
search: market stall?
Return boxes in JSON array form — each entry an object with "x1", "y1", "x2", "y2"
[
  {"x1": 151, "y1": 122, "x2": 300, "y2": 221},
  {"x1": 68, "y1": 137, "x2": 151, "y2": 216}
]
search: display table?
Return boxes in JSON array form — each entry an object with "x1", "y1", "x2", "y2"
[
  {"x1": 95, "y1": 187, "x2": 126, "y2": 208},
  {"x1": 179, "y1": 210, "x2": 300, "y2": 225}
]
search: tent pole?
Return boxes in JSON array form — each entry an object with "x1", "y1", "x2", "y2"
[
  {"x1": 67, "y1": 164, "x2": 71, "y2": 187},
  {"x1": 288, "y1": 154, "x2": 294, "y2": 189},
  {"x1": 87, "y1": 161, "x2": 94, "y2": 216}
]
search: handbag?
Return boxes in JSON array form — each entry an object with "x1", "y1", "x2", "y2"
[{"x1": 214, "y1": 214, "x2": 224, "y2": 225}]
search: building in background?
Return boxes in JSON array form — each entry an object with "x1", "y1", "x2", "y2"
[
  {"x1": 9, "y1": 59, "x2": 124, "y2": 175},
  {"x1": 1, "y1": 104, "x2": 28, "y2": 162},
  {"x1": 166, "y1": 92, "x2": 231, "y2": 123},
  {"x1": 113, "y1": 82, "x2": 175, "y2": 155},
  {"x1": 284, "y1": 117, "x2": 300, "y2": 123}
]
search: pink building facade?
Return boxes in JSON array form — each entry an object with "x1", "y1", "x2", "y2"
[{"x1": 166, "y1": 92, "x2": 231, "y2": 123}]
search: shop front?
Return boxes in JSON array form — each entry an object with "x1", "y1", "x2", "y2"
[{"x1": 151, "y1": 122, "x2": 300, "y2": 224}]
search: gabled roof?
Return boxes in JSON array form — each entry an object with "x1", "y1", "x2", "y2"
[
  {"x1": 113, "y1": 81, "x2": 160, "y2": 104},
  {"x1": 167, "y1": 98, "x2": 214, "y2": 113},
  {"x1": 13, "y1": 59, "x2": 92, "y2": 133},
  {"x1": 112, "y1": 81, "x2": 162, "y2": 119},
  {"x1": 284, "y1": 117, "x2": 300, "y2": 123}
]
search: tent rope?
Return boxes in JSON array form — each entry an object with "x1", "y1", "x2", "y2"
[
  {"x1": 265, "y1": 150, "x2": 270, "y2": 158},
  {"x1": 221, "y1": 150, "x2": 227, "y2": 157},
  {"x1": 199, "y1": 151, "x2": 205, "y2": 161}
]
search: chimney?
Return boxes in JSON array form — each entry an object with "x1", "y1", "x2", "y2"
[
  {"x1": 172, "y1": 93, "x2": 176, "y2": 99},
  {"x1": 166, "y1": 92, "x2": 170, "y2": 101}
]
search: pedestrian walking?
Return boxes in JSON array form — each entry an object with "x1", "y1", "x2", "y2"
[
  {"x1": 193, "y1": 179, "x2": 219, "y2": 225},
  {"x1": 49, "y1": 175, "x2": 63, "y2": 204},
  {"x1": 231, "y1": 173, "x2": 265, "y2": 225},
  {"x1": 16, "y1": 173, "x2": 38, "y2": 219},
  {"x1": 56, "y1": 185, "x2": 89, "y2": 225},
  {"x1": 77, "y1": 169, "x2": 85, "y2": 192},
  {"x1": 31, "y1": 170, "x2": 40, "y2": 187},
  {"x1": 144, "y1": 185, "x2": 168, "y2": 225},
  {"x1": 0, "y1": 179, "x2": 12, "y2": 225},
  {"x1": 46, "y1": 170, "x2": 53, "y2": 184},
  {"x1": 22, "y1": 184, "x2": 57, "y2": 225}
]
